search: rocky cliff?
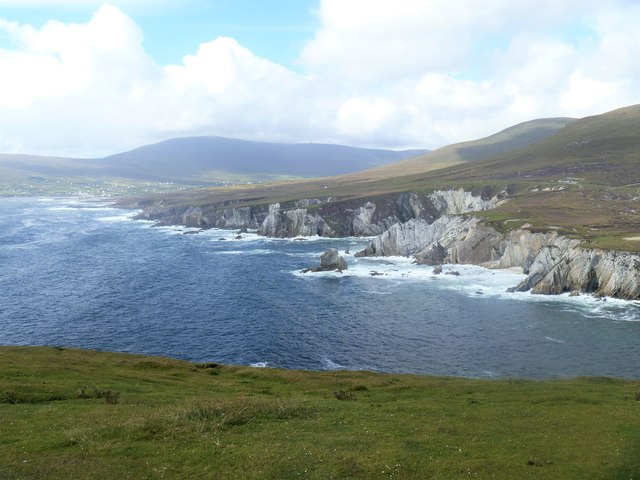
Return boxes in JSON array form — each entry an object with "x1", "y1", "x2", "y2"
[
  {"x1": 256, "y1": 188, "x2": 506, "y2": 237},
  {"x1": 134, "y1": 201, "x2": 268, "y2": 230},
  {"x1": 356, "y1": 216, "x2": 640, "y2": 300},
  {"x1": 136, "y1": 188, "x2": 506, "y2": 238}
]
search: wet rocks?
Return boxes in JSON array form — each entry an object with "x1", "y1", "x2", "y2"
[
  {"x1": 320, "y1": 248, "x2": 348, "y2": 271},
  {"x1": 302, "y1": 248, "x2": 348, "y2": 273}
]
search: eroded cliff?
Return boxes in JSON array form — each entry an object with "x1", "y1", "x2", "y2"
[
  {"x1": 357, "y1": 215, "x2": 640, "y2": 300},
  {"x1": 135, "y1": 189, "x2": 496, "y2": 237}
]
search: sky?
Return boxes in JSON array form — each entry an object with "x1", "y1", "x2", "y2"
[{"x1": 0, "y1": 0, "x2": 638, "y2": 158}]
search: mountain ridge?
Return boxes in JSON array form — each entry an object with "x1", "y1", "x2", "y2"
[{"x1": 0, "y1": 136, "x2": 428, "y2": 193}]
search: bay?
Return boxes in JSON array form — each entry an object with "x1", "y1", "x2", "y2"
[{"x1": 1, "y1": 197, "x2": 639, "y2": 378}]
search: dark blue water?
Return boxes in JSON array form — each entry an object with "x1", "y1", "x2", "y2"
[{"x1": 1, "y1": 197, "x2": 640, "y2": 378}]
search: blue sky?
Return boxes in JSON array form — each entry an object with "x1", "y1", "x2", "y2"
[
  {"x1": 0, "y1": 1, "x2": 318, "y2": 68},
  {"x1": 0, "y1": 0, "x2": 638, "y2": 157}
]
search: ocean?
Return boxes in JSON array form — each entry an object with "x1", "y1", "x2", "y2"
[{"x1": 1, "y1": 197, "x2": 639, "y2": 378}]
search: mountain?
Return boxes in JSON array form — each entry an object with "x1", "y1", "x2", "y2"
[
  {"x1": 0, "y1": 137, "x2": 427, "y2": 194},
  {"x1": 97, "y1": 136, "x2": 427, "y2": 181}
]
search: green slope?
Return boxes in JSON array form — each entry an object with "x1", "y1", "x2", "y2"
[
  {"x1": 350, "y1": 116, "x2": 574, "y2": 181},
  {"x1": 1, "y1": 347, "x2": 639, "y2": 479}
]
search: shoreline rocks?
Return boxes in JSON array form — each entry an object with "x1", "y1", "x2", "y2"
[{"x1": 356, "y1": 217, "x2": 640, "y2": 300}]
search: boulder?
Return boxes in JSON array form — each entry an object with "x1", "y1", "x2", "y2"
[
  {"x1": 320, "y1": 248, "x2": 348, "y2": 271},
  {"x1": 415, "y1": 242, "x2": 447, "y2": 265},
  {"x1": 302, "y1": 248, "x2": 348, "y2": 273}
]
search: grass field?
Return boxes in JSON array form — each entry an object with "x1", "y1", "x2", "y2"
[{"x1": 1, "y1": 346, "x2": 639, "y2": 479}]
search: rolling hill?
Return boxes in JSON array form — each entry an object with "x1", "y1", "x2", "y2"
[
  {"x1": 343, "y1": 116, "x2": 575, "y2": 182},
  {"x1": 0, "y1": 137, "x2": 427, "y2": 195},
  {"x1": 97, "y1": 136, "x2": 427, "y2": 181}
]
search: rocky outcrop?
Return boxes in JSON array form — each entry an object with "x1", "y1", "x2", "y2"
[
  {"x1": 429, "y1": 188, "x2": 507, "y2": 214},
  {"x1": 355, "y1": 216, "x2": 477, "y2": 257},
  {"x1": 180, "y1": 205, "x2": 263, "y2": 229},
  {"x1": 258, "y1": 193, "x2": 435, "y2": 237},
  {"x1": 356, "y1": 217, "x2": 640, "y2": 300},
  {"x1": 258, "y1": 203, "x2": 336, "y2": 237},
  {"x1": 135, "y1": 202, "x2": 268, "y2": 230},
  {"x1": 302, "y1": 248, "x2": 348, "y2": 273},
  {"x1": 492, "y1": 231, "x2": 640, "y2": 298},
  {"x1": 320, "y1": 248, "x2": 348, "y2": 271}
]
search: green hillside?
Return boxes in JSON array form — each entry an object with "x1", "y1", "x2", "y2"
[
  {"x1": 1, "y1": 347, "x2": 639, "y2": 479},
  {"x1": 350, "y1": 117, "x2": 574, "y2": 181}
]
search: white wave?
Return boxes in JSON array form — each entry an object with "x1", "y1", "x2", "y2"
[
  {"x1": 153, "y1": 225, "x2": 202, "y2": 235},
  {"x1": 77, "y1": 206, "x2": 119, "y2": 212},
  {"x1": 293, "y1": 254, "x2": 640, "y2": 322},
  {"x1": 359, "y1": 289, "x2": 394, "y2": 295},
  {"x1": 46, "y1": 206, "x2": 77, "y2": 211},
  {"x1": 96, "y1": 213, "x2": 136, "y2": 223},
  {"x1": 322, "y1": 357, "x2": 345, "y2": 370},
  {"x1": 200, "y1": 229, "x2": 263, "y2": 243},
  {"x1": 214, "y1": 248, "x2": 276, "y2": 256},
  {"x1": 250, "y1": 362, "x2": 268, "y2": 368},
  {"x1": 295, "y1": 257, "x2": 523, "y2": 287},
  {"x1": 544, "y1": 336, "x2": 566, "y2": 344},
  {"x1": 21, "y1": 218, "x2": 44, "y2": 228}
]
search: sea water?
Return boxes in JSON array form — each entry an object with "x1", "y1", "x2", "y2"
[{"x1": 1, "y1": 197, "x2": 639, "y2": 378}]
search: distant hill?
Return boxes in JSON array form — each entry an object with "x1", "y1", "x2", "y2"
[
  {"x1": 0, "y1": 137, "x2": 427, "y2": 191},
  {"x1": 96, "y1": 136, "x2": 427, "y2": 181}
]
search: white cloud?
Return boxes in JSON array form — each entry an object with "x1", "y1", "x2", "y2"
[
  {"x1": 0, "y1": 1, "x2": 638, "y2": 157},
  {"x1": 302, "y1": 0, "x2": 640, "y2": 143},
  {"x1": 0, "y1": 0, "x2": 181, "y2": 7}
]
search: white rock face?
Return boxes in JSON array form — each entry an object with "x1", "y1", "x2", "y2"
[
  {"x1": 349, "y1": 202, "x2": 378, "y2": 236},
  {"x1": 259, "y1": 203, "x2": 335, "y2": 237},
  {"x1": 355, "y1": 189, "x2": 506, "y2": 258},
  {"x1": 429, "y1": 188, "x2": 506, "y2": 214},
  {"x1": 492, "y1": 231, "x2": 640, "y2": 299},
  {"x1": 257, "y1": 190, "x2": 505, "y2": 239},
  {"x1": 357, "y1": 216, "x2": 481, "y2": 257}
]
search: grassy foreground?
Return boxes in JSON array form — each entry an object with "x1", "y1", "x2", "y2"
[{"x1": 1, "y1": 347, "x2": 639, "y2": 479}]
